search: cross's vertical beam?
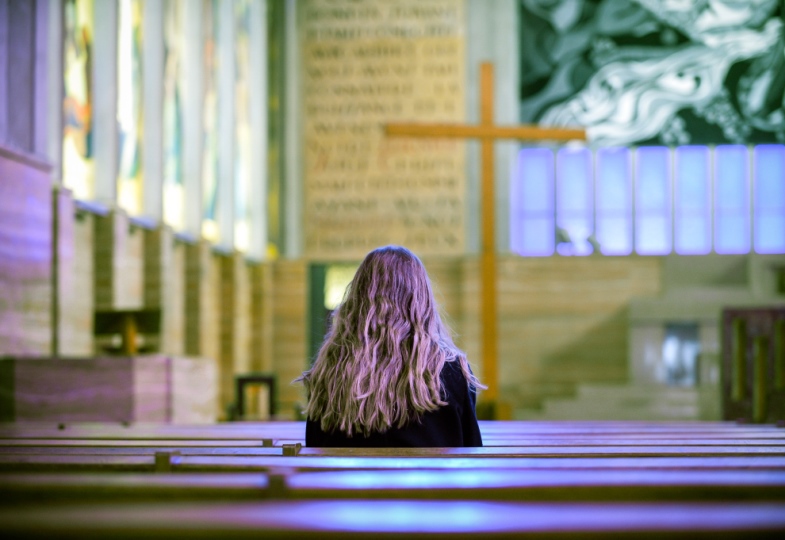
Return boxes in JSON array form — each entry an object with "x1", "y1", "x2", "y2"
[{"x1": 479, "y1": 63, "x2": 498, "y2": 405}]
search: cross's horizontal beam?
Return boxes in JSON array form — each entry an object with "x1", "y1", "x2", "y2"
[{"x1": 385, "y1": 123, "x2": 586, "y2": 141}]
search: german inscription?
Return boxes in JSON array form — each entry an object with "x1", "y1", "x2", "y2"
[{"x1": 302, "y1": 0, "x2": 465, "y2": 259}]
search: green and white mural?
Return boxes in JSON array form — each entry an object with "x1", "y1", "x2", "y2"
[{"x1": 520, "y1": 0, "x2": 785, "y2": 146}]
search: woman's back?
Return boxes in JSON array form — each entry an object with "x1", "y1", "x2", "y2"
[
  {"x1": 297, "y1": 245, "x2": 484, "y2": 447},
  {"x1": 305, "y1": 360, "x2": 482, "y2": 447}
]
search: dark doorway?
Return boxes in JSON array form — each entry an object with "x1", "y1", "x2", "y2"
[{"x1": 308, "y1": 263, "x2": 358, "y2": 365}]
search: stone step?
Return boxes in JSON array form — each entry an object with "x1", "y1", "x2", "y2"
[
  {"x1": 575, "y1": 384, "x2": 700, "y2": 403},
  {"x1": 516, "y1": 384, "x2": 703, "y2": 421}
]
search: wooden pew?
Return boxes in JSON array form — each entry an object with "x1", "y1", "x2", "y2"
[
  {"x1": 3, "y1": 469, "x2": 785, "y2": 503},
  {"x1": 2, "y1": 420, "x2": 785, "y2": 537},
  {"x1": 4, "y1": 419, "x2": 785, "y2": 441},
  {"x1": 722, "y1": 307, "x2": 785, "y2": 424},
  {"x1": 1, "y1": 500, "x2": 784, "y2": 538}
]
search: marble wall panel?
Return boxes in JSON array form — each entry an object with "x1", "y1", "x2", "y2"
[
  {"x1": 12, "y1": 357, "x2": 135, "y2": 422},
  {"x1": 0, "y1": 148, "x2": 52, "y2": 355},
  {"x1": 131, "y1": 355, "x2": 170, "y2": 422},
  {"x1": 218, "y1": 253, "x2": 235, "y2": 416},
  {"x1": 166, "y1": 240, "x2": 186, "y2": 355},
  {"x1": 215, "y1": 253, "x2": 254, "y2": 416},
  {"x1": 250, "y1": 262, "x2": 274, "y2": 373},
  {"x1": 144, "y1": 227, "x2": 184, "y2": 354},
  {"x1": 184, "y1": 243, "x2": 221, "y2": 417},
  {"x1": 55, "y1": 189, "x2": 94, "y2": 355},
  {"x1": 170, "y1": 355, "x2": 218, "y2": 423},
  {"x1": 272, "y1": 259, "x2": 307, "y2": 418},
  {"x1": 94, "y1": 210, "x2": 144, "y2": 311},
  {"x1": 184, "y1": 242, "x2": 220, "y2": 362},
  {"x1": 3, "y1": 355, "x2": 218, "y2": 423}
]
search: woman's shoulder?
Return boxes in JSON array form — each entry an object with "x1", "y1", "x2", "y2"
[{"x1": 440, "y1": 359, "x2": 469, "y2": 395}]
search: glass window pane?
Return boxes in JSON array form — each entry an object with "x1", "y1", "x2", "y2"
[
  {"x1": 596, "y1": 217, "x2": 630, "y2": 255},
  {"x1": 754, "y1": 145, "x2": 785, "y2": 253},
  {"x1": 661, "y1": 323, "x2": 700, "y2": 387},
  {"x1": 714, "y1": 145, "x2": 749, "y2": 254},
  {"x1": 635, "y1": 147, "x2": 671, "y2": 254},
  {"x1": 556, "y1": 147, "x2": 593, "y2": 255},
  {"x1": 62, "y1": 0, "x2": 95, "y2": 201},
  {"x1": 596, "y1": 147, "x2": 632, "y2": 255},
  {"x1": 674, "y1": 146, "x2": 710, "y2": 255},
  {"x1": 234, "y1": 0, "x2": 252, "y2": 252},
  {"x1": 519, "y1": 218, "x2": 554, "y2": 257},
  {"x1": 117, "y1": 0, "x2": 144, "y2": 216},
  {"x1": 511, "y1": 148, "x2": 554, "y2": 256},
  {"x1": 163, "y1": 0, "x2": 185, "y2": 230},
  {"x1": 202, "y1": 0, "x2": 220, "y2": 243}
]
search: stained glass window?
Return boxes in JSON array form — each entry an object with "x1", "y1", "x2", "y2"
[
  {"x1": 202, "y1": 0, "x2": 220, "y2": 243},
  {"x1": 266, "y1": 0, "x2": 285, "y2": 258},
  {"x1": 62, "y1": 0, "x2": 95, "y2": 200},
  {"x1": 116, "y1": 0, "x2": 144, "y2": 215},
  {"x1": 163, "y1": 0, "x2": 185, "y2": 230},
  {"x1": 234, "y1": 0, "x2": 252, "y2": 252}
]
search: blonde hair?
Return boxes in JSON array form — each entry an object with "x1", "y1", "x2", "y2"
[{"x1": 297, "y1": 245, "x2": 483, "y2": 437}]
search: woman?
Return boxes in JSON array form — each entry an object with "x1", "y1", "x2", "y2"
[{"x1": 297, "y1": 245, "x2": 484, "y2": 447}]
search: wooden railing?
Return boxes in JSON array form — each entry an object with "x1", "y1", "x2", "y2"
[{"x1": 722, "y1": 307, "x2": 785, "y2": 424}]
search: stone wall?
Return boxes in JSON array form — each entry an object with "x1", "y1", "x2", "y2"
[
  {"x1": 497, "y1": 256, "x2": 663, "y2": 410},
  {"x1": 1, "y1": 355, "x2": 218, "y2": 423},
  {"x1": 55, "y1": 189, "x2": 93, "y2": 356},
  {"x1": 272, "y1": 259, "x2": 308, "y2": 418},
  {"x1": 0, "y1": 148, "x2": 52, "y2": 355}
]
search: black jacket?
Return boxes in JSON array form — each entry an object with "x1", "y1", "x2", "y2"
[{"x1": 305, "y1": 360, "x2": 483, "y2": 447}]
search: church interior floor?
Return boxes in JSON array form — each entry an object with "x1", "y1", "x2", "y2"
[{"x1": 0, "y1": 420, "x2": 784, "y2": 537}]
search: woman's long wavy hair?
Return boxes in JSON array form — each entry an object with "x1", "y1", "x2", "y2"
[{"x1": 297, "y1": 245, "x2": 484, "y2": 437}]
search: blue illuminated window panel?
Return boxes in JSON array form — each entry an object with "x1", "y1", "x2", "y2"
[
  {"x1": 753, "y1": 145, "x2": 785, "y2": 254},
  {"x1": 674, "y1": 146, "x2": 711, "y2": 255},
  {"x1": 511, "y1": 148, "x2": 555, "y2": 256},
  {"x1": 596, "y1": 147, "x2": 632, "y2": 255},
  {"x1": 556, "y1": 147, "x2": 593, "y2": 255},
  {"x1": 635, "y1": 147, "x2": 671, "y2": 255},
  {"x1": 714, "y1": 145, "x2": 750, "y2": 254}
]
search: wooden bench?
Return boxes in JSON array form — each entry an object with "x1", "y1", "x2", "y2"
[
  {"x1": 722, "y1": 307, "x2": 785, "y2": 423},
  {"x1": 1, "y1": 500, "x2": 784, "y2": 537},
  {"x1": 2, "y1": 420, "x2": 785, "y2": 536}
]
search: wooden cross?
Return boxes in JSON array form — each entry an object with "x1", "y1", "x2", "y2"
[{"x1": 385, "y1": 62, "x2": 586, "y2": 417}]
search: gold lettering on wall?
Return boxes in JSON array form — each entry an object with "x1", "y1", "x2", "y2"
[{"x1": 301, "y1": 0, "x2": 465, "y2": 259}]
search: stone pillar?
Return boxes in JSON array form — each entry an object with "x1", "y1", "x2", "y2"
[
  {"x1": 144, "y1": 225, "x2": 185, "y2": 355},
  {"x1": 92, "y1": 0, "x2": 118, "y2": 206},
  {"x1": 219, "y1": 251, "x2": 252, "y2": 416},
  {"x1": 466, "y1": 0, "x2": 518, "y2": 254},
  {"x1": 94, "y1": 209, "x2": 145, "y2": 312},
  {"x1": 185, "y1": 241, "x2": 221, "y2": 366},
  {"x1": 142, "y1": 0, "x2": 164, "y2": 222},
  {"x1": 54, "y1": 188, "x2": 95, "y2": 356},
  {"x1": 0, "y1": 150, "x2": 52, "y2": 355}
]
